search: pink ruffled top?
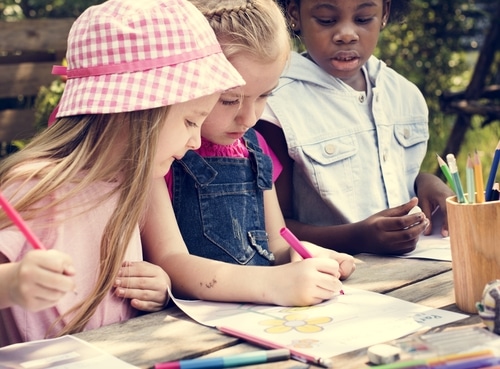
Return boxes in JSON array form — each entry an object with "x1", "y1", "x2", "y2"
[
  {"x1": 197, "y1": 137, "x2": 249, "y2": 158},
  {"x1": 165, "y1": 131, "x2": 282, "y2": 197}
]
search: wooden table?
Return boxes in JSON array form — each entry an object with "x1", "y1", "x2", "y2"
[{"x1": 75, "y1": 254, "x2": 484, "y2": 369}]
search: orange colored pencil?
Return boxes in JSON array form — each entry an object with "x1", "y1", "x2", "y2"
[{"x1": 473, "y1": 149, "x2": 485, "y2": 203}]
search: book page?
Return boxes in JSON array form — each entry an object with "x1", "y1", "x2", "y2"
[
  {"x1": 0, "y1": 335, "x2": 138, "y2": 369},
  {"x1": 170, "y1": 287, "x2": 467, "y2": 363}
]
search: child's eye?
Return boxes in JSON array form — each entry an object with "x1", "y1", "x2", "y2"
[
  {"x1": 315, "y1": 17, "x2": 336, "y2": 26},
  {"x1": 185, "y1": 120, "x2": 198, "y2": 128},
  {"x1": 355, "y1": 16, "x2": 374, "y2": 24},
  {"x1": 221, "y1": 99, "x2": 241, "y2": 106}
]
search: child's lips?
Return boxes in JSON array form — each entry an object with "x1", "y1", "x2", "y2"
[
  {"x1": 227, "y1": 131, "x2": 246, "y2": 139},
  {"x1": 333, "y1": 51, "x2": 360, "y2": 60},
  {"x1": 330, "y1": 54, "x2": 361, "y2": 71}
]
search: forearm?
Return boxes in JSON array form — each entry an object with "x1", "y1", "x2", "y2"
[
  {"x1": 284, "y1": 218, "x2": 365, "y2": 255},
  {"x1": 162, "y1": 253, "x2": 279, "y2": 303},
  {"x1": 415, "y1": 172, "x2": 437, "y2": 196}
]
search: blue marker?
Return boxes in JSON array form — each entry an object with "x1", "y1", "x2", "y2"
[
  {"x1": 154, "y1": 349, "x2": 290, "y2": 369},
  {"x1": 485, "y1": 139, "x2": 500, "y2": 201}
]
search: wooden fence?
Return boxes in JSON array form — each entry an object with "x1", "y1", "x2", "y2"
[{"x1": 0, "y1": 18, "x2": 73, "y2": 146}]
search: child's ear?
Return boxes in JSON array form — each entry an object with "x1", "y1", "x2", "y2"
[
  {"x1": 287, "y1": 1, "x2": 300, "y2": 32},
  {"x1": 382, "y1": 0, "x2": 391, "y2": 27}
]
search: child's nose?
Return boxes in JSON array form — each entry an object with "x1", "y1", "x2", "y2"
[
  {"x1": 187, "y1": 133, "x2": 202, "y2": 150},
  {"x1": 333, "y1": 23, "x2": 360, "y2": 44}
]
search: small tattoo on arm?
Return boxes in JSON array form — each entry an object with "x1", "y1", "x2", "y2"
[{"x1": 203, "y1": 278, "x2": 217, "y2": 288}]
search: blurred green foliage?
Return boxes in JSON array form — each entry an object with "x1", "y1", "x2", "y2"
[
  {"x1": 375, "y1": 0, "x2": 499, "y2": 175},
  {"x1": 33, "y1": 78, "x2": 65, "y2": 131},
  {"x1": 1, "y1": 0, "x2": 498, "y2": 176},
  {"x1": 0, "y1": 0, "x2": 105, "y2": 19}
]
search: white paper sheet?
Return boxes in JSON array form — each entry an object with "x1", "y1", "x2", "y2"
[
  {"x1": 0, "y1": 335, "x2": 138, "y2": 369},
  {"x1": 170, "y1": 287, "x2": 467, "y2": 365},
  {"x1": 399, "y1": 206, "x2": 452, "y2": 261}
]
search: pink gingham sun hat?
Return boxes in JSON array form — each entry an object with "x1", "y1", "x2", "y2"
[{"x1": 54, "y1": 0, "x2": 245, "y2": 118}]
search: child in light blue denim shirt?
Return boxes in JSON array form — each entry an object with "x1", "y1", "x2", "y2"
[{"x1": 257, "y1": 0, "x2": 453, "y2": 255}]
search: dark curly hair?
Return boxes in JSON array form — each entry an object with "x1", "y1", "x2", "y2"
[{"x1": 276, "y1": 0, "x2": 411, "y2": 23}]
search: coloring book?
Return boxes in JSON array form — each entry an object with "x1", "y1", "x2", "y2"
[{"x1": 170, "y1": 287, "x2": 467, "y2": 366}]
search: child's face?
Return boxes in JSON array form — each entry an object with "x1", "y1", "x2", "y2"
[
  {"x1": 153, "y1": 92, "x2": 220, "y2": 177},
  {"x1": 200, "y1": 53, "x2": 287, "y2": 146},
  {"x1": 290, "y1": 0, "x2": 390, "y2": 86}
]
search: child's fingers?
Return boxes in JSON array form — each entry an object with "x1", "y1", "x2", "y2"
[
  {"x1": 130, "y1": 296, "x2": 170, "y2": 312},
  {"x1": 115, "y1": 285, "x2": 168, "y2": 312},
  {"x1": 119, "y1": 261, "x2": 163, "y2": 278},
  {"x1": 339, "y1": 259, "x2": 356, "y2": 280},
  {"x1": 21, "y1": 250, "x2": 75, "y2": 293},
  {"x1": 114, "y1": 261, "x2": 170, "y2": 311}
]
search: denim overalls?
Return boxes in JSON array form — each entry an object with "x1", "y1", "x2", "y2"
[{"x1": 171, "y1": 129, "x2": 275, "y2": 266}]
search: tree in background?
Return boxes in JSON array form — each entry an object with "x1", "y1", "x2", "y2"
[
  {"x1": 0, "y1": 0, "x2": 104, "y2": 19},
  {"x1": 2, "y1": 0, "x2": 499, "y2": 176},
  {"x1": 376, "y1": 0, "x2": 500, "y2": 175}
]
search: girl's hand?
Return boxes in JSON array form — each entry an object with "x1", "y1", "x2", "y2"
[
  {"x1": 295, "y1": 241, "x2": 356, "y2": 280},
  {"x1": 269, "y1": 258, "x2": 343, "y2": 306},
  {"x1": 114, "y1": 261, "x2": 171, "y2": 312},
  {"x1": 7, "y1": 249, "x2": 75, "y2": 311}
]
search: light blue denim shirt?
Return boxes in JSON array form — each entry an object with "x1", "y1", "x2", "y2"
[{"x1": 262, "y1": 52, "x2": 429, "y2": 224}]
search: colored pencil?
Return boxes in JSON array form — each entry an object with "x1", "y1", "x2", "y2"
[
  {"x1": 154, "y1": 349, "x2": 290, "y2": 369},
  {"x1": 436, "y1": 153, "x2": 456, "y2": 193},
  {"x1": 485, "y1": 139, "x2": 500, "y2": 201},
  {"x1": 0, "y1": 191, "x2": 46, "y2": 250},
  {"x1": 473, "y1": 150, "x2": 485, "y2": 203},
  {"x1": 466, "y1": 154, "x2": 475, "y2": 204},
  {"x1": 217, "y1": 326, "x2": 332, "y2": 368},
  {"x1": 446, "y1": 154, "x2": 467, "y2": 204}
]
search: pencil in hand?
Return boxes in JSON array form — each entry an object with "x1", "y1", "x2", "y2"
[
  {"x1": 280, "y1": 227, "x2": 313, "y2": 259},
  {"x1": 0, "y1": 191, "x2": 46, "y2": 250}
]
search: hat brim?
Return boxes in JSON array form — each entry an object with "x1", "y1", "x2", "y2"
[{"x1": 56, "y1": 51, "x2": 244, "y2": 117}]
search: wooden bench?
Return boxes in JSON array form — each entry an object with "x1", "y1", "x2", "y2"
[{"x1": 0, "y1": 18, "x2": 73, "y2": 149}]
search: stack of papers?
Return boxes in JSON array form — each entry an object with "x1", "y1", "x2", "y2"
[{"x1": 0, "y1": 335, "x2": 137, "y2": 369}]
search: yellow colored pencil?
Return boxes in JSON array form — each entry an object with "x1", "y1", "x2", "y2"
[{"x1": 473, "y1": 149, "x2": 485, "y2": 203}]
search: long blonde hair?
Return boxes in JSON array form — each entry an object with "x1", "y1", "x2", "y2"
[
  {"x1": 0, "y1": 106, "x2": 169, "y2": 335},
  {"x1": 190, "y1": 0, "x2": 290, "y2": 63}
]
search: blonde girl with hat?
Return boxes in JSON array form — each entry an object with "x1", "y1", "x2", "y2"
[
  {"x1": 142, "y1": 0, "x2": 355, "y2": 308},
  {"x1": 0, "y1": 0, "x2": 244, "y2": 346}
]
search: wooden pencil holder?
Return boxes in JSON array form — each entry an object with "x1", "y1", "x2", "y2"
[{"x1": 446, "y1": 195, "x2": 500, "y2": 313}]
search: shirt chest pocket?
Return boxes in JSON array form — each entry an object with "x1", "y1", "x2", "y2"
[
  {"x1": 298, "y1": 136, "x2": 359, "y2": 194},
  {"x1": 394, "y1": 123, "x2": 429, "y2": 148},
  {"x1": 393, "y1": 123, "x2": 429, "y2": 172}
]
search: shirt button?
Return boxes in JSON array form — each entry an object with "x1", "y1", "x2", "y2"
[
  {"x1": 404, "y1": 128, "x2": 410, "y2": 139},
  {"x1": 325, "y1": 144, "x2": 335, "y2": 155},
  {"x1": 383, "y1": 153, "x2": 388, "y2": 161},
  {"x1": 358, "y1": 94, "x2": 365, "y2": 103}
]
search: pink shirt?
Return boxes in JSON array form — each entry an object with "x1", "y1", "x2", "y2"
[
  {"x1": 166, "y1": 131, "x2": 282, "y2": 194},
  {"x1": 0, "y1": 174, "x2": 141, "y2": 346}
]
